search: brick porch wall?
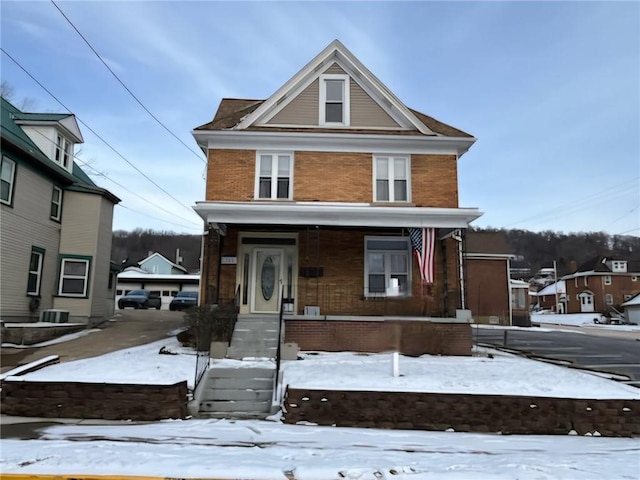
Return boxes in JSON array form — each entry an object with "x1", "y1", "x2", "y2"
[{"x1": 285, "y1": 320, "x2": 472, "y2": 356}]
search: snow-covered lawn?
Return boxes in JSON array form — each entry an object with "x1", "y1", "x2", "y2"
[
  {"x1": 9, "y1": 338, "x2": 640, "y2": 400},
  {"x1": 1, "y1": 419, "x2": 638, "y2": 480}
]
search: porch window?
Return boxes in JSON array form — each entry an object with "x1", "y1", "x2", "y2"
[
  {"x1": 255, "y1": 152, "x2": 292, "y2": 200},
  {"x1": 58, "y1": 257, "x2": 91, "y2": 297},
  {"x1": 319, "y1": 74, "x2": 350, "y2": 125},
  {"x1": 27, "y1": 247, "x2": 45, "y2": 296},
  {"x1": 374, "y1": 155, "x2": 410, "y2": 202},
  {"x1": 364, "y1": 237, "x2": 411, "y2": 297}
]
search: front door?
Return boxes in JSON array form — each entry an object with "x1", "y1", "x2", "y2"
[
  {"x1": 252, "y1": 248, "x2": 283, "y2": 313},
  {"x1": 579, "y1": 292, "x2": 594, "y2": 312}
]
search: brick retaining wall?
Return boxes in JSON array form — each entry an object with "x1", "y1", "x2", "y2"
[
  {"x1": 1, "y1": 380, "x2": 188, "y2": 421},
  {"x1": 285, "y1": 320, "x2": 471, "y2": 356},
  {"x1": 284, "y1": 388, "x2": 639, "y2": 437}
]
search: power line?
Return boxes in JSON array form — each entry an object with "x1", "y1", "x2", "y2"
[
  {"x1": 27, "y1": 127, "x2": 202, "y2": 228},
  {"x1": 1, "y1": 47, "x2": 199, "y2": 219},
  {"x1": 614, "y1": 227, "x2": 640, "y2": 236},
  {"x1": 117, "y1": 205, "x2": 202, "y2": 232},
  {"x1": 50, "y1": 0, "x2": 206, "y2": 165}
]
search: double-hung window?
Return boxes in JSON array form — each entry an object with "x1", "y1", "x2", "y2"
[
  {"x1": 27, "y1": 247, "x2": 45, "y2": 296},
  {"x1": 374, "y1": 155, "x2": 410, "y2": 202},
  {"x1": 255, "y1": 152, "x2": 292, "y2": 200},
  {"x1": 58, "y1": 257, "x2": 91, "y2": 297},
  {"x1": 604, "y1": 275, "x2": 612, "y2": 286},
  {"x1": 50, "y1": 186, "x2": 63, "y2": 221},
  {"x1": 1, "y1": 156, "x2": 16, "y2": 205},
  {"x1": 319, "y1": 74, "x2": 350, "y2": 125},
  {"x1": 364, "y1": 237, "x2": 411, "y2": 297},
  {"x1": 55, "y1": 134, "x2": 72, "y2": 170}
]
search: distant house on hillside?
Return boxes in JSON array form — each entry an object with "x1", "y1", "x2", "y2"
[{"x1": 0, "y1": 97, "x2": 120, "y2": 324}]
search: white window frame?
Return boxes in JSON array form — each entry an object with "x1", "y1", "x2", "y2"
[
  {"x1": 604, "y1": 275, "x2": 612, "y2": 285},
  {"x1": 364, "y1": 236, "x2": 412, "y2": 298},
  {"x1": 58, "y1": 258, "x2": 90, "y2": 297},
  {"x1": 254, "y1": 152, "x2": 293, "y2": 200},
  {"x1": 632, "y1": 275, "x2": 638, "y2": 282},
  {"x1": 605, "y1": 293, "x2": 614, "y2": 305},
  {"x1": 373, "y1": 155, "x2": 411, "y2": 203},
  {"x1": 50, "y1": 186, "x2": 63, "y2": 221},
  {"x1": 27, "y1": 248, "x2": 44, "y2": 296},
  {"x1": 1, "y1": 156, "x2": 16, "y2": 206},
  {"x1": 611, "y1": 261, "x2": 627, "y2": 272},
  {"x1": 319, "y1": 74, "x2": 350, "y2": 126},
  {"x1": 55, "y1": 134, "x2": 72, "y2": 170}
]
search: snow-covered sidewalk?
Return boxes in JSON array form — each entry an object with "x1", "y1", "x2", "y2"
[{"x1": 1, "y1": 419, "x2": 638, "y2": 479}]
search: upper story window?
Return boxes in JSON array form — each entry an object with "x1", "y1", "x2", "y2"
[
  {"x1": 1, "y1": 156, "x2": 16, "y2": 206},
  {"x1": 611, "y1": 261, "x2": 627, "y2": 273},
  {"x1": 374, "y1": 155, "x2": 410, "y2": 202},
  {"x1": 55, "y1": 134, "x2": 72, "y2": 170},
  {"x1": 604, "y1": 275, "x2": 612, "y2": 285},
  {"x1": 50, "y1": 186, "x2": 63, "y2": 221},
  {"x1": 319, "y1": 74, "x2": 350, "y2": 126},
  {"x1": 605, "y1": 293, "x2": 614, "y2": 305},
  {"x1": 255, "y1": 152, "x2": 293, "y2": 200}
]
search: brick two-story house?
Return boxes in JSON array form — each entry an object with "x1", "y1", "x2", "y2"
[
  {"x1": 192, "y1": 41, "x2": 482, "y2": 353},
  {"x1": 1, "y1": 97, "x2": 120, "y2": 324}
]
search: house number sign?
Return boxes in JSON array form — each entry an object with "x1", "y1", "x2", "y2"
[{"x1": 221, "y1": 256, "x2": 237, "y2": 265}]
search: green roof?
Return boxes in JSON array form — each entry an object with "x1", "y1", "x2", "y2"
[
  {"x1": 72, "y1": 162, "x2": 97, "y2": 187},
  {"x1": 13, "y1": 112, "x2": 71, "y2": 122}
]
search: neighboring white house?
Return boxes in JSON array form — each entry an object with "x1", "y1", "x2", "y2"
[
  {"x1": 116, "y1": 252, "x2": 199, "y2": 310},
  {"x1": 620, "y1": 293, "x2": 640, "y2": 325}
]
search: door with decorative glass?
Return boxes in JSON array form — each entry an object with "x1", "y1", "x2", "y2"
[{"x1": 252, "y1": 249, "x2": 283, "y2": 313}]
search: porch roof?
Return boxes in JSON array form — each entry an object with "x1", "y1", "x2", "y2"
[{"x1": 193, "y1": 201, "x2": 482, "y2": 230}]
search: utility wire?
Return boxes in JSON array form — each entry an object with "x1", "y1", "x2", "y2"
[
  {"x1": 50, "y1": 0, "x2": 206, "y2": 165},
  {"x1": 28, "y1": 127, "x2": 202, "y2": 229},
  {"x1": 1, "y1": 47, "x2": 200, "y2": 219},
  {"x1": 117, "y1": 205, "x2": 202, "y2": 232}
]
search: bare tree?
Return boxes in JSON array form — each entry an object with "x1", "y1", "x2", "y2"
[{"x1": 1, "y1": 81, "x2": 37, "y2": 110}]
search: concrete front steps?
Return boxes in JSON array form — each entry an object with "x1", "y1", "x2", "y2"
[
  {"x1": 197, "y1": 367, "x2": 275, "y2": 415},
  {"x1": 226, "y1": 315, "x2": 280, "y2": 360}
]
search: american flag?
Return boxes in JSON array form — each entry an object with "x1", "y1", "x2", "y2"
[{"x1": 409, "y1": 227, "x2": 436, "y2": 284}]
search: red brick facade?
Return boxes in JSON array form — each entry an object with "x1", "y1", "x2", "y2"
[
  {"x1": 466, "y1": 257, "x2": 509, "y2": 325},
  {"x1": 564, "y1": 274, "x2": 640, "y2": 313}
]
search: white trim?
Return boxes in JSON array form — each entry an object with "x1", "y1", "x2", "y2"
[
  {"x1": 372, "y1": 154, "x2": 411, "y2": 203},
  {"x1": 0, "y1": 156, "x2": 16, "y2": 205},
  {"x1": 234, "y1": 40, "x2": 434, "y2": 134},
  {"x1": 604, "y1": 275, "x2": 612, "y2": 285},
  {"x1": 319, "y1": 73, "x2": 350, "y2": 126},
  {"x1": 58, "y1": 258, "x2": 90, "y2": 297},
  {"x1": 192, "y1": 129, "x2": 476, "y2": 157},
  {"x1": 194, "y1": 201, "x2": 482, "y2": 229},
  {"x1": 464, "y1": 253, "x2": 517, "y2": 260},
  {"x1": 250, "y1": 247, "x2": 284, "y2": 314},
  {"x1": 27, "y1": 249, "x2": 44, "y2": 296},
  {"x1": 254, "y1": 151, "x2": 294, "y2": 200},
  {"x1": 50, "y1": 185, "x2": 63, "y2": 221}
]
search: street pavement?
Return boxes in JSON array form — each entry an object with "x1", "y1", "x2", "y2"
[
  {"x1": 1, "y1": 310, "x2": 187, "y2": 373},
  {"x1": 473, "y1": 325, "x2": 640, "y2": 387}
]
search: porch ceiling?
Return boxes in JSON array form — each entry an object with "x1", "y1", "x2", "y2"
[{"x1": 193, "y1": 201, "x2": 483, "y2": 229}]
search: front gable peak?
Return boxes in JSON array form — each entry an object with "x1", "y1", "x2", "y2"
[{"x1": 235, "y1": 40, "x2": 436, "y2": 135}]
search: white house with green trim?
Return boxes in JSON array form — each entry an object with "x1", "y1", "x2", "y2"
[{"x1": 1, "y1": 97, "x2": 120, "y2": 325}]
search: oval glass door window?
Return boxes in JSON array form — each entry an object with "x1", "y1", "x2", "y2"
[{"x1": 261, "y1": 256, "x2": 275, "y2": 301}]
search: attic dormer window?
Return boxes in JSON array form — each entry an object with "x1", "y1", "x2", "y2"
[
  {"x1": 55, "y1": 134, "x2": 72, "y2": 170},
  {"x1": 319, "y1": 74, "x2": 350, "y2": 126}
]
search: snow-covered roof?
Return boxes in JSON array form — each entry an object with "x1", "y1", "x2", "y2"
[
  {"x1": 532, "y1": 280, "x2": 565, "y2": 296},
  {"x1": 621, "y1": 292, "x2": 640, "y2": 308},
  {"x1": 510, "y1": 279, "x2": 530, "y2": 288}
]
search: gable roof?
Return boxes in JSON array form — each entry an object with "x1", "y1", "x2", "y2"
[
  {"x1": 621, "y1": 292, "x2": 640, "y2": 307},
  {"x1": 138, "y1": 251, "x2": 188, "y2": 273},
  {"x1": 195, "y1": 40, "x2": 473, "y2": 139}
]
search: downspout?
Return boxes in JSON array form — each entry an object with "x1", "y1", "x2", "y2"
[
  {"x1": 441, "y1": 236, "x2": 448, "y2": 316},
  {"x1": 215, "y1": 234, "x2": 224, "y2": 304},
  {"x1": 198, "y1": 228, "x2": 207, "y2": 306},
  {"x1": 507, "y1": 257, "x2": 513, "y2": 326},
  {"x1": 458, "y1": 229, "x2": 466, "y2": 310}
]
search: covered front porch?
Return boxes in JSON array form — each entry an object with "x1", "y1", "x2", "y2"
[{"x1": 194, "y1": 201, "x2": 482, "y2": 319}]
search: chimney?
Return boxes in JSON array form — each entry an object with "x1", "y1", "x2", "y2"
[
  {"x1": 176, "y1": 248, "x2": 183, "y2": 265},
  {"x1": 569, "y1": 260, "x2": 577, "y2": 273}
]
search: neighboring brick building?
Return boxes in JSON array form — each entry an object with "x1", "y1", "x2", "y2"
[
  {"x1": 192, "y1": 41, "x2": 482, "y2": 350},
  {"x1": 534, "y1": 257, "x2": 640, "y2": 315}
]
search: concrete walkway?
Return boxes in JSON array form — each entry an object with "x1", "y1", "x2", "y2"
[{"x1": 1, "y1": 310, "x2": 186, "y2": 373}]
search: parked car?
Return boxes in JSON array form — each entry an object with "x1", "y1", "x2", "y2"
[
  {"x1": 118, "y1": 290, "x2": 161, "y2": 310},
  {"x1": 169, "y1": 291, "x2": 198, "y2": 311}
]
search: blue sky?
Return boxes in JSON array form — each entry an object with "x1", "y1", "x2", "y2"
[{"x1": 1, "y1": 1, "x2": 638, "y2": 236}]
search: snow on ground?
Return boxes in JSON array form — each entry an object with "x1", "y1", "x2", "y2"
[
  {"x1": 1, "y1": 419, "x2": 638, "y2": 479},
  {"x1": 532, "y1": 312, "x2": 604, "y2": 326},
  {"x1": 280, "y1": 352, "x2": 640, "y2": 399},
  {"x1": 10, "y1": 338, "x2": 197, "y2": 389},
  {"x1": 11, "y1": 338, "x2": 640, "y2": 399}
]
